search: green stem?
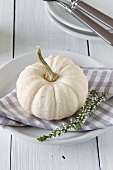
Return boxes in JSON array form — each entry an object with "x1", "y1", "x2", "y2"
[
  {"x1": 37, "y1": 90, "x2": 107, "y2": 142},
  {"x1": 36, "y1": 46, "x2": 59, "y2": 82}
]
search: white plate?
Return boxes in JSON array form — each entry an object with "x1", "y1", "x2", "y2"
[
  {"x1": 45, "y1": 0, "x2": 113, "y2": 33},
  {"x1": 46, "y1": 8, "x2": 101, "y2": 40},
  {"x1": 0, "y1": 50, "x2": 108, "y2": 145}
]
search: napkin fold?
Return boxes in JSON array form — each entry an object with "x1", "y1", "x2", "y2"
[{"x1": 0, "y1": 67, "x2": 113, "y2": 131}]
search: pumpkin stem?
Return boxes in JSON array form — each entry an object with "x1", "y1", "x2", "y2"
[{"x1": 36, "y1": 46, "x2": 59, "y2": 82}]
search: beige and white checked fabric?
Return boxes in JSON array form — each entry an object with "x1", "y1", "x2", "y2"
[{"x1": 0, "y1": 67, "x2": 113, "y2": 131}]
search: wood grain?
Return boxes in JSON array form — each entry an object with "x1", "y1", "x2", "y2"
[
  {"x1": 89, "y1": 40, "x2": 113, "y2": 170},
  {"x1": 11, "y1": 137, "x2": 100, "y2": 170},
  {"x1": 0, "y1": 0, "x2": 14, "y2": 66},
  {"x1": 11, "y1": 0, "x2": 100, "y2": 170},
  {"x1": 97, "y1": 127, "x2": 113, "y2": 170},
  {"x1": 89, "y1": 40, "x2": 113, "y2": 67},
  {"x1": 3, "y1": 0, "x2": 113, "y2": 169},
  {"x1": 0, "y1": 128, "x2": 11, "y2": 170},
  {"x1": 0, "y1": 1, "x2": 14, "y2": 170},
  {"x1": 14, "y1": 0, "x2": 88, "y2": 57}
]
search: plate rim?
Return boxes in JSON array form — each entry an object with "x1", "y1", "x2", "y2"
[
  {"x1": 0, "y1": 50, "x2": 108, "y2": 145},
  {"x1": 46, "y1": 7, "x2": 101, "y2": 41},
  {"x1": 45, "y1": 1, "x2": 92, "y2": 32},
  {"x1": 45, "y1": 1, "x2": 112, "y2": 33},
  {"x1": 1, "y1": 125, "x2": 108, "y2": 145}
]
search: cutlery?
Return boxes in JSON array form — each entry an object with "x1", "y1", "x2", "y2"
[
  {"x1": 44, "y1": 0, "x2": 113, "y2": 46},
  {"x1": 68, "y1": 0, "x2": 113, "y2": 30}
]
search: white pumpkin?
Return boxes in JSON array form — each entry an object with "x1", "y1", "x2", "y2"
[{"x1": 16, "y1": 47, "x2": 88, "y2": 120}]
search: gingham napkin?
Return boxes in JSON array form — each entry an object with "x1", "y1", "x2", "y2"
[{"x1": 0, "y1": 67, "x2": 113, "y2": 131}]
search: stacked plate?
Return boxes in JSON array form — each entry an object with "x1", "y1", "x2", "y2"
[{"x1": 45, "y1": 0, "x2": 113, "y2": 40}]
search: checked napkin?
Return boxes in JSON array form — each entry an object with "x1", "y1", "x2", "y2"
[{"x1": 0, "y1": 67, "x2": 113, "y2": 131}]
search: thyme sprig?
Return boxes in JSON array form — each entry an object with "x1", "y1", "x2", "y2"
[{"x1": 37, "y1": 90, "x2": 107, "y2": 142}]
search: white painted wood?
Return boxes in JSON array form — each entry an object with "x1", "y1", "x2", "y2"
[
  {"x1": 14, "y1": 0, "x2": 88, "y2": 57},
  {"x1": 89, "y1": 40, "x2": 113, "y2": 67},
  {"x1": 11, "y1": 1, "x2": 100, "y2": 170},
  {"x1": 89, "y1": 40, "x2": 113, "y2": 170},
  {"x1": 97, "y1": 127, "x2": 113, "y2": 170},
  {"x1": 0, "y1": 1, "x2": 13, "y2": 170},
  {"x1": 0, "y1": 128, "x2": 11, "y2": 170},
  {"x1": 0, "y1": 0, "x2": 14, "y2": 66},
  {"x1": 11, "y1": 137, "x2": 99, "y2": 170},
  {"x1": 3, "y1": 0, "x2": 113, "y2": 169}
]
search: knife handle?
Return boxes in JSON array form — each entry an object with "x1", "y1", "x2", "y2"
[
  {"x1": 76, "y1": 1, "x2": 113, "y2": 30},
  {"x1": 70, "y1": 9, "x2": 113, "y2": 46}
]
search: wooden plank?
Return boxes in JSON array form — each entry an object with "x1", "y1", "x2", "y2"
[
  {"x1": 14, "y1": 0, "x2": 88, "y2": 57},
  {"x1": 97, "y1": 127, "x2": 113, "y2": 170},
  {"x1": 0, "y1": 0, "x2": 14, "y2": 66},
  {"x1": 89, "y1": 41, "x2": 113, "y2": 67},
  {"x1": 11, "y1": 137, "x2": 99, "y2": 170},
  {"x1": 11, "y1": 1, "x2": 100, "y2": 170},
  {"x1": 89, "y1": 40, "x2": 113, "y2": 170},
  {"x1": 0, "y1": 1, "x2": 14, "y2": 170},
  {"x1": 0, "y1": 128, "x2": 11, "y2": 170}
]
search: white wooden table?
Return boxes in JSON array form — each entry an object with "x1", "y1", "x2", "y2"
[{"x1": 0, "y1": 1, "x2": 113, "y2": 169}]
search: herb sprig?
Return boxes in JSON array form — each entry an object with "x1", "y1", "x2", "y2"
[{"x1": 37, "y1": 90, "x2": 107, "y2": 142}]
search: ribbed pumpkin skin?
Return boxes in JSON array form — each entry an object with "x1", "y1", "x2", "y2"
[{"x1": 16, "y1": 55, "x2": 88, "y2": 120}]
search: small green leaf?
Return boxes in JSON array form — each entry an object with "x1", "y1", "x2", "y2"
[{"x1": 37, "y1": 90, "x2": 107, "y2": 142}]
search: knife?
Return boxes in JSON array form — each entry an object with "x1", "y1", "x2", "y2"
[
  {"x1": 68, "y1": 0, "x2": 113, "y2": 30},
  {"x1": 44, "y1": 0, "x2": 113, "y2": 46}
]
